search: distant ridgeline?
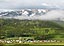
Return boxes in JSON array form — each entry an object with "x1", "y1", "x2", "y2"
[{"x1": 0, "y1": 19, "x2": 64, "y2": 40}]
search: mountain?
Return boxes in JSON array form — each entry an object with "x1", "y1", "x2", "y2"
[
  {"x1": 0, "y1": 9, "x2": 49, "y2": 17},
  {"x1": 0, "y1": 9, "x2": 64, "y2": 21}
]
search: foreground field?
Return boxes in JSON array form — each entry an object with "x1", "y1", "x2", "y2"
[{"x1": 1, "y1": 42, "x2": 64, "y2": 46}]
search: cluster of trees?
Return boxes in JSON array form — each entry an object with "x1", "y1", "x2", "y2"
[{"x1": 0, "y1": 19, "x2": 64, "y2": 40}]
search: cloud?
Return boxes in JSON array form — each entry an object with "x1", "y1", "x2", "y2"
[
  {"x1": 13, "y1": 10, "x2": 64, "y2": 20},
  {"x1": 0, "y1": 0, "x2": 64, "y2": 9},
  {"x1": 42, "y1": 3, "x2": 50, "y2": 6},
  {"x1": 39, "y1": 10, "x2": 64, "y2": 20}
]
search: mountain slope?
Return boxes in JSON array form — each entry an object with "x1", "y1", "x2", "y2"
[{"x1": 0, "y1": 19, "x2": 64, "y2": 40}]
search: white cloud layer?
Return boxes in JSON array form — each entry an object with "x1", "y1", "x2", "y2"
[
  {"x1": 0, "y1": 0, "x2": 64, "y2": 9},
  {"x1": 14, "y1": 10, "x2": 64, "y2": 20},
  {"x1": 39, "y1": 10, "x2": 64, "y2": 20}
]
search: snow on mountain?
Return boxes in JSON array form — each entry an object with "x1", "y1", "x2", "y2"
[
  {"x1": 0, "y1": 9, "x2": 64, "y2": 21},
  {"x1": 0, "y1": 9, "x2": 15, "y2": 12},
  {"x1": 14, "y1": 10, "x2": 64, "y2": 21},
  {"x1": 22, "y1": 11, "x2": 29, "y2": 15}
]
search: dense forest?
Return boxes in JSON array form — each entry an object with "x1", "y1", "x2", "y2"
[{"x1": 0, "y1": 19, "x2": 64, "y2": 40}]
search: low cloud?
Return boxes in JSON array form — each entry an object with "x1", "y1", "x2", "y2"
[
  {"x1": 39, "y1": 10, "x2": 64, "y2": 20},
  {"x1": 14, "y1": 10, "x2": 64, "y2": 20}
]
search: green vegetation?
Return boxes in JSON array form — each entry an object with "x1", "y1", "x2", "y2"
[
  {"x1": 0, "y1": 19, "x2": 64, "y2": 40},
  {"x1": 0, "y1": 43, "x2": 64, "y2": 46}
]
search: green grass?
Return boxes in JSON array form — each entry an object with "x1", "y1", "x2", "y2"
[{"x1": 1, "y1": 42, "x2": 64, "y2": 46}]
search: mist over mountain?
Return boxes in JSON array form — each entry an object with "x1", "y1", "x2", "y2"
[{"x1": 0, "y1": 9, "x2": 64, "y2": 21}]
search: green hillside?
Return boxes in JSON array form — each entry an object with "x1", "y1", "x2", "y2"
[
  {"x1": 0, "y1": 19, "x2": 64, "y2": 40},
  {"x1": 54, "y1": 21, "x2": 64, "y2": 28}
]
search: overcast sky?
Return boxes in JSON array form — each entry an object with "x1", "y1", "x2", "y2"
[{"x1": 0, "y1": 0, "x2": 64, "y2": 9}]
